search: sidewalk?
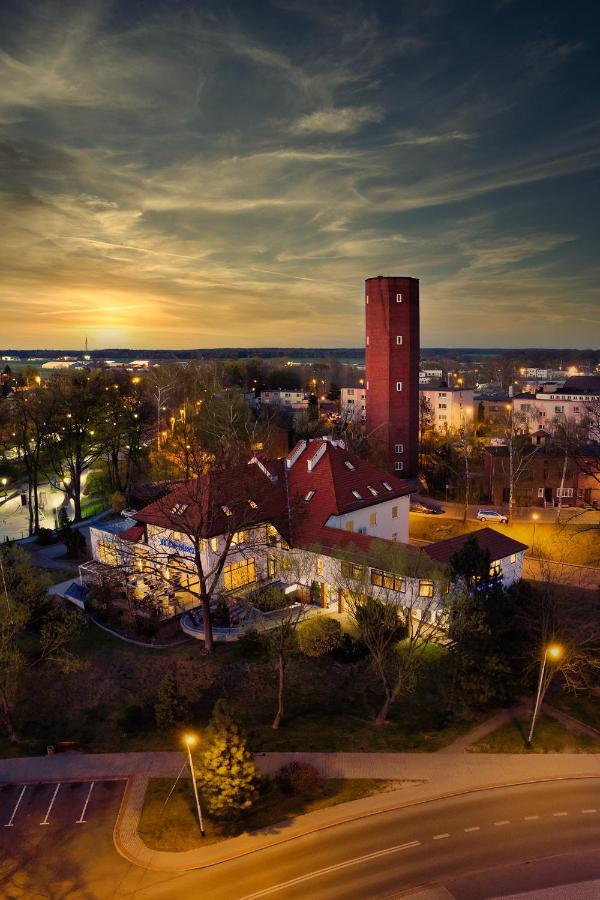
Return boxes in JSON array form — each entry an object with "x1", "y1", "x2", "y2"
[{"x1": 1, "y1": 750, "x2": 599, "y2": 872}]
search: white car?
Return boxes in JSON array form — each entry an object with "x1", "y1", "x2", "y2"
[
  {"x1": 477, "y1": 509, "x2": 508, "y2": 524},
  {"x1": 121, "y1": 508, "x2": 138, "y2": 519}
]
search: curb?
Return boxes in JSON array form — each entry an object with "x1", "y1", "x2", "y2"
[{"x1": 113, "y1": 772, "x2": 600, "y2": 873}]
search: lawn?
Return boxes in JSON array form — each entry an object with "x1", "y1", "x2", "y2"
[
  {"x1": 546, "y1": 692, "x2": 600, "y2": 731},
  {"x1": 139, "y1": 777, "x2": 404, "y2": 851},
  {"x1": 471, "y1": 714, "x2": 600, "y2": 753},
  {"x1": 1, "y1": 617, "x2": 478, "y2": 759},
  {"x1": 409, "y1": 517, "x2": 600, "y2": 566}
]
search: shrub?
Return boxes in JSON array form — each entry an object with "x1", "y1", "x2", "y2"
[
  {"x1": 35, "y1": 527, "x2": 55, "y2": 546},
  {"x1": 276, "y1": 761, "x2": 323, "y2": 796},
  {"x1": 119, "y1": 704, "x2": 150, "y2": 735},
  {"x1": 110, "y1": 492, "x2": 127, "y2": 514},
  {"x1": 298, "y1": 617, "x2": 342, "y2": 657},
  {"x1": 251, "y1": 587, "x2": 289, "y2": 612},
  {"x1": 331, "y1": 632, "x2": 370, "y2": 664},
  {"x1": 213, "y1": 598, "x2": 231, "y2": 627},
  {"x1": 154, "y1": 672, "x2": 190, "y2": 729}
]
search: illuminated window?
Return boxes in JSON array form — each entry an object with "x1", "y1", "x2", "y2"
[
  {"x1": 367, "y1": 485, "x2": 378, "y2": 496},
  {"x1": 304, "y1": 490, "x2": 315, "y2": 502},
  {"x1": 489, "y1": 561, "x2": 502, "y2": 577},
  {"x1": 396, "y1": 336, "x2": 403, "y2": 345},
  {"x1": 170, "y1": 502, "x2": 189, "y2": 516},
  {"x1": 222, "y1": 505, "x2": 232, "y2": 516},
  {"x1": 345, "y1": 521, "x2": 354, "y2": 532},
  {"x1": 419, "y1": 580, "x2": 434, "y2": 598},
  {"x1": 352, "y1": 490, "x2": 362, "y2": 500},
  {"x1": 383, "y1": 481, "x2": 393, "y2": 491},
  {"x1": 396, "y1": 382, "x2": 403, "y2": 391},
  {"x1": 510, "y1": 554, "x2": 517, "y2": 564},
  {"x1": 267, "y1": 555, "x2": 277, "y2": 578},
  {"x1": 344, "y1": 460, "x2": 355, "y2": 470},
  {"x1": 341, "y1": 561, "x2": 365, "y2": 580},
  {"x1": 248, "y1": 499, "x2": 258, "y2": 509},
  {"x1": 371, "y1": 569, "x2": 405, "y2": 592},
  {"x1": 230, "y1": 530, "x2": 248, "y2": 546},
  {"x1": 392, "y1": 505, "x2": 398, "y2": 519},
  {"x1": 316, "y1": 558, "x2": 324, "y2": 577},
  {"x1": 98, "y1": 540, "x2": 119, "y2": 566},
  {"x1": 223, "y1": 557, "x2": 257, "y2": 592},
  {"x1": 210, "y1": 537, "x2": 218, "y2": 552},
  {"x1": 396, "y1": 293, "x2": 402, "y2": 302},
  {"x1": 369, "y1": 512, "x2": 377, "y2": 526}
]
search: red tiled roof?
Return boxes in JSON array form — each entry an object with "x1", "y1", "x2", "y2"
[
  {"x1": 120, "y1": 524, "x2": 145, "y2": 543},
  {"x1": 424, "y1": 528, "x2": 528, "y2": 565}
]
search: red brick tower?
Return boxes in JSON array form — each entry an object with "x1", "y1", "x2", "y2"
[{"x1": 365, "y1": 275, "x2": 419, "y2": 477}]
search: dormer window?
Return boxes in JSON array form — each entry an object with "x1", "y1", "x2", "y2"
[
  {"x1": 352, "y1": 490, "x2": 362, "y2": 500},
  {"x1": 248, "y1": 500, "x2": 258, "y2": 509},
  {"x1": 382, "y1": 481, "x2": 393, "y2": 491},
  {"x1": 170, "y1": 503, "x2": 189, "y2": 515},
  {"x1": 304, "y1": 490, "x2": 315, "y2": 502},
  {"x1": 344, "y1": 460, "x2": 355, "y2": 470},
  {"x1": 222, "y1": 505, "x2": 232, "y2": 516},
  {"x1": 367, "y1": 485, "x2": 378, "y2": 496}
]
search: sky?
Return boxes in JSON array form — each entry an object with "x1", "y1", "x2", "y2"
[{"x1": 1, "y1": 0, "x2": 599, "y2": 350}]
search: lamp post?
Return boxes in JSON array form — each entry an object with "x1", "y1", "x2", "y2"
[
  {"x1": 1, "y1": 477, "x2": 7, "y2": 500},
  {"x1": 527, "y1": 643, "x2": 563, "y2": 747},
  {"x1": 531, "y1": 512, "x2": 539, "y2": 554},
  {"x1": 183, "y1": 734, "x2": 205, "y2": 837}
]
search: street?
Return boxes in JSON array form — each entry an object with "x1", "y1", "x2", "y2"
[{"x1": 1, "y1": 777, "x2": 598, "y2": 899}]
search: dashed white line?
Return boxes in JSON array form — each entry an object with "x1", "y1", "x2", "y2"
[
  {"x1": 582, "y1": 809, "x2": 597, "y2": 814},
  {"x1": 553, "y1": 812, "x2": 568, "y2": 817},
  {"x1": 40, "y1": 783, "x2": 61, "y2": 825},
  {"x1": 433, "y1": 833, "x2": 450, "y2": 840},
  {"x1": 76, "y1": 782, "x2": 95, "y2": 824},
  {"x1": 494, "y1": 820, "x2": 510, "y2": 826},
  {"x1": 464, "y1": 826, "x2": 480, "y2": 832},
  {"x1": 524, "y1": 815, "x2": 540, "y2": 820},
  {"x1": 4, "y1": 785, "x2": 27, "y2": 827}
]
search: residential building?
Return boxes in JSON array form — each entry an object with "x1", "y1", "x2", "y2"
[
  {"x1": 512, "y1": 376, "x2": 600, "y2": 436},
  {"x1": 340, "y1": 386, "x2": 366, "y2": 422},
  {"x1": 88, "y1": 437, "x2": 527, "y2": 628},
  {"x1": 419, "y1": 368, "x2": 444, "y2": 384},
  {"x1": 420, "y1": 386, "x2": 475, "y2": 431},
  {"x1": 259, "y1": 389, "x2": 308, "y2": 410},
  {"x1": 365, "y1": 275, "x2": 420, "y2": 476}
]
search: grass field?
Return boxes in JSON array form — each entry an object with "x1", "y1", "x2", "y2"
[
  {"x1": 472, "y1": 714, "x2": 600, "y2": 753},
  {"x1": 139, "y1": 777, "x2": 404, "y2": 851}
]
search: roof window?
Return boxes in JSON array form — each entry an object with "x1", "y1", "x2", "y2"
[
  {"x1": 222, "y1": 505, "x2": 232, "y2": 516},
  {"x1": 344, "y1": 460, "x2": 355, "y2": 470},
  {"x1": 304, "y1": 490, "x2": 315, "y2": 502},
  {"x1": 352, "y1": 490, "x2": 363, "y2": 500},
  {"x1": 248, "y1": 500, "x2": 258, "y2": 509},
  {"x1": 382, "y1": 481, "x2": 393, "y2": 491},
  {"x1": 170, "y1": 503, "x2": 189, "y2": 515},
  {"x1": 367, "y1": 485, "x2": 378, "y2": 496}
]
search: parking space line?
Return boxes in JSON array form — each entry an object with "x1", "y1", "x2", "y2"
[
  {"x1": 4, "y1": 785, "x2": 27, "y2": 827},
  {"x1": 76, "y1": 781, "x2": 95, "y2": 824},
  {"x1": 40, "y1": 783, "x2": 61, "y2": 825}
]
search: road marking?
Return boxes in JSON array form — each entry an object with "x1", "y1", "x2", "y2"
[
  {"x1": 582, "y1": 809, "x2": 597, "y2": 814},
  {"x1": 494, "y1": 820, "x2": 510, "y2": 826},
  {"x1": 238, "y1": 841, "x2": 421, "y2": 898},
  {"x1": 40, "y1": 783, "x2": 61, "y2": 825},
  {"x1": 76, "y1": 782, "x2": 95, "y2": 824},
  {"x1": 433, "y1": 833, "x2": 450, "y2": 840},
  {"x1": 4, "y1": 785, "x2": 27, "y2": 827},
  {"x1": 553, "y1": 811, "x2": 568, "y2": 817},
  {"x1": 464, "y1": 826, "x2": 480, "y2": 832},
  {"x1": 524, "y1": 815, "x2": 540, "y2": 820}
]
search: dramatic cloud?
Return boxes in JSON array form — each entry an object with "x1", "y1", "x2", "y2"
[{"x1": 0, "y1": 0, "x2": 598, "y2": 349}]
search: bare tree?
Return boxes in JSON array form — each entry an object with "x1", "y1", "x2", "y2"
[
  {"x1": 337, "y1": 541, "x2": 448, "y2": 725},
  {"x1": 9, "y1": 386, "x2": 54, "y2": 534}
]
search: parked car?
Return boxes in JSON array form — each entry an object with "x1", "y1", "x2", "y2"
[
  {"x1": 121, "y1": 508, "x2": 138, "y2": 519},
  {"x1": 477, "y1": 509, "x2": 508, "y2": 524}
]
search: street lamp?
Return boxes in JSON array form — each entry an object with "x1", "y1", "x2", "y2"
[
  {"x1": 1, "y1": 477, "x2": 7, "y2": 500},
  {"x1": 183, "y1": 733, "x2": 205, "y2": 837},
  {"x1": 531, "y1": 512, "x2": 539, "y2": 554},
  {"x1": 527, "y1": 643, "x2": 563, "y2": 747}
]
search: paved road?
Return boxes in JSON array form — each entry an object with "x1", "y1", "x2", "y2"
[{"x1": 2, "y1": 778, "x2": 598, "y2": 899}]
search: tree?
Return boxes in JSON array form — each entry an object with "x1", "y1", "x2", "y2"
[
  {"x1": 298, "y1": 616, "x2": 342, "y2": 657},
  {"x1": 497, "y1": 408, "x2": 538, "y2": 521},
  {"x1": 9, "y1": 385, "x2": 54, "y2": 534},
  {"x1": 197, "y1": 700, "x2": 259, "y2": 820},
  {"x1": 338, "y1": 541, "x2": 448, "y2": 725},
  {"x1": 154, "y1": 670, "x2": 190, "y2": 729},
  {"x1": 0, "y1": 546, "x2": 84, "y2": 742}
]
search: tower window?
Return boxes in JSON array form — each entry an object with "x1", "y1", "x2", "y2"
[
  {"x1": 396, "y1": 382, "x2": 403, "y2": 391},
  {"x1": 396, "y1": 293, "x2": 402, "y2": 303},
  {"x1": 396, "y1": 336, "x2": 403, "y2": 345},
  {"x1": 394, "y1": 462, "x2": 404, "y2": 472},
  {"x1": 394, "y1": 443, "x2": 403, "y2": 453},
  {"x1": 366, "y1": 336, "x2": 369, "y2": 345}
]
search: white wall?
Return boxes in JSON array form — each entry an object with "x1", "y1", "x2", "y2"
[{"x1": 325, "y1": 495, "x2": 410, "y2": 543}]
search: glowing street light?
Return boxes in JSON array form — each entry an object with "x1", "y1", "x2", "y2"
[
  {"x1": 527, "y1": 643, "x2": 563, "y2": 747},
  {"x1": 183, "y1": 733, "x2": 205, "y2": 837},
  {"x1": 1, "y1": 477, "x2": 7, "y2": 500},
  {"x1": 531, "y1": 512, "x2": 540, "y2": 554}
]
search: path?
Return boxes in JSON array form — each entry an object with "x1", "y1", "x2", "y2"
[{"x1": 438, "y1": 704, "x2": 529, "y2": 753}]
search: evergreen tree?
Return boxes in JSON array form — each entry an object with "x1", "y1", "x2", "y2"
[
  {"x1": 197, "y1": 700, "x2": 259, "y2": 820},
  {"x1": 154, "y1": 671, "x2": 190, "y2": 729}
]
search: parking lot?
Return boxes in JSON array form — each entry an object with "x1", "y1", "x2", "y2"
[{"x1": 0, "y1": 778, "x2": 129, "y2": 898}]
